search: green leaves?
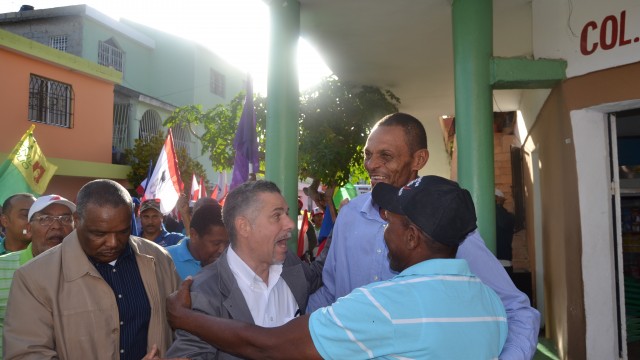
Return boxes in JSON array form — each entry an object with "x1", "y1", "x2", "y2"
[{"x1": 155, "y1": 76, "x2": 399, "y2": 188}]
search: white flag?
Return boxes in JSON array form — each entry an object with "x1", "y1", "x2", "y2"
[
  {"x1": 190, "y1": 173, "x2": 201, "y2": 205},
  {"x1": 142, "y1": 130, "x2": 183, "y2": 214}
]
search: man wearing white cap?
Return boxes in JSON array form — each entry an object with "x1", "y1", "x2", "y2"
[
  {"x1": 0, "y1": 194, "x2": 76, "y2": 355},
  {"x1": 3, "y1": 180, "x2": 179, "y2": 359}
]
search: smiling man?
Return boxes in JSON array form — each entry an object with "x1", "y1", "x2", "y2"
[
  {"x1": 308, "y1": 112, "x2": 541, "y2": 359},
  {"x1": 165, "y1": 180, "x2": 324, "y2": 360},
  {"x1": 3, "y1": 180, "x2": 180, "y2": 360}
]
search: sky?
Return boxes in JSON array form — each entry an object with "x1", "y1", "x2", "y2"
[{"x1": 0, "y1": 0, "x2": 333, "y2": 95}]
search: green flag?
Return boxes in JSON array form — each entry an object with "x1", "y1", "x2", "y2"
[{"x1": 0, "y1": 125, "x2": 57, "y2": 204}]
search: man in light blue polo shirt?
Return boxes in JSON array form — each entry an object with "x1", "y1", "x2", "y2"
[
  {"x1": 158, "y1": 175, "x2": 508, "y2": 360},
  {"x1": 166, "y1": 203, "x2": 228, "y2": 280}
]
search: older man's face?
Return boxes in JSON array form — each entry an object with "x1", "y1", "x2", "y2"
[
  {"x1": 75, "y1": 204, "x2": 131, "y2": 263},
  {"x1": 27, "y1": 203, "x2": 74, "y2": 257},
  {"x1": 244, "y1": 192, "x2": 294, "y2": 266},
  {"x1": 364, "y1": 125, "x2": 417, "y2": 188}
]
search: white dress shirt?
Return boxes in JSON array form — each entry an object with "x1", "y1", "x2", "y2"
[{"x1": 227, "y1": 246, "x2": 298, "y2": 327}]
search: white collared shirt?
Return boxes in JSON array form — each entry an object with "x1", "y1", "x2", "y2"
[{"x1": 227, "y1": 246, "x2": 298, "y2": 327}]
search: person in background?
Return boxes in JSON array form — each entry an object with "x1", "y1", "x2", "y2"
[
  {"x1": 139, "y1": 198, "x2": 184, "y2": 247},
  {"x1": 0, "y1": 194, "x2": 76, "y2": 356},
  {"x1": 166, "y1": 203, "x2": 229, "y2": 280},
  {"x1": 155, "y1": 176, "x2": 508, "y2": 360},
  {"x1": 0, "y1": 193, "x2": 36, "y2": 254},
  {"x1": 495, "y1": 188, "x2": 516, "y2": 276},
  {"x1": 298, "y1": 198, "x2": 317, "y2": 262},
  {"x1": 177, "y1": 194, "x2": 220, "y2": 238},
  {"x1": 310, "y1": 207, "x2": 324, "y2": 236},
  {"x1": 307, "y1": 112, "x2": 540, "y2": 359},
  {"x1": 3, "y1": 180, "x2": 180, "y2": 359}
]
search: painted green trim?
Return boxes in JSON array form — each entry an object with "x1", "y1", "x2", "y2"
[
  {"x1": 491, "y1": 57, "x2": 567, "y2": 89},
  {"x1": 266, "y1": 0, "x2": 301, "y2": 251},
  {"x1": 0, "y1": 29, "x2": 122, "y2": 84},
  {"x1": 0, "y1": 152, "x2": 130, "y2": 179},
  {"x1": 453, "y1": 0, "x2": 496, "y2": 253}
]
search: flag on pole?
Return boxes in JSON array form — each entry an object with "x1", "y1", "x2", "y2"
[
  {"x1": 200, "y1": 178, "x2": 207, "y2": 198},
  {"x1": 190, "y1": 173, "x2": 201, "y2": 204},
  {"x1": 230, "y1": 76, "x2": 259, "y2": 191},
  {"x1": 210, "y1": 184, "x2": 219, "y2": 200},
  {"x1": 136, "y1": 159, "x2": 154, "y2": 196},
  {"x1": 0, "y1": 125, "x2": 57, "y2": 204},
  {"x1": 215, "y1": 171, "x2": 228, "y2": 201},
  {"x1": 142, "y1": 129, "x2": 183, "y2": 214}
]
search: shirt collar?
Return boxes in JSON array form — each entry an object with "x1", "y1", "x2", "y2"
[
  {"x1": 172, "y1": 238, "x2": 197, "y2": 262},
  {"x1": 227, "y1": 246, "x2": 283, "y2": 288}
]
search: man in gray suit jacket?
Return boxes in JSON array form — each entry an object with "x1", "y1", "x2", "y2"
[{"x1": 166, "y1": 180, "x2": 324, "y2": 360}]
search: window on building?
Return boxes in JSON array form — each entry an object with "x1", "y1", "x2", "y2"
[
  {"x1": 28, "y1": 74, "x2": 73, "y2": 128},
  {"x1": 98, "y1": 39, "x2": 125, "y2": 72},
  {"x1": 210, "y1": 69, "x2": 226, "y2": 98},
  {"x1": 49, "y1": 35, "x2": 68, "y2": 52},
  {"x1": 139, "y1": 109, "x2": 162, "y2": 141},
  {"x1": 112, "y1": 103, "x2": 130, "y2": 164},
  {"x1": 171, "y1": 124, "x2": 191, "y2": 153}
]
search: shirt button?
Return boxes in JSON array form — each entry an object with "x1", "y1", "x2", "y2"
[
  {"x1": 376, "y1": 248, "x2": 382, "y2": 254},
  {"x1": 120, "y1": 321, "x2": 124, "y2": 325},
  {"x1": 112, "y1": 268, "x2": 117, "y2": 272},
  {"x1": 120, "y1": 349, "x2": 124, "y2": 353},
  {"x1": 118, "y1": 294, "x2": 122, "y2": 299},
  {"x1": 374, "y1": 276, "x2": 379, "y2": 281}
]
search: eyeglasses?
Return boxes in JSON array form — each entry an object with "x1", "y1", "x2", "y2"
[{"x1": 32, "y1": 215, "x2": 74, "y2": 227}]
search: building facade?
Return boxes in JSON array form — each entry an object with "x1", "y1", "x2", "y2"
[
  {"x1": 0, "y1": 28, "x2": 124, "y2": 200},
  {"x1": 0, "y1": 4, "x2": 246, "y2": 185}
]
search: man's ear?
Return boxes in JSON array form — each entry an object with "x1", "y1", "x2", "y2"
[
  {"x1": 406, "y1": 225, "x2": 421, "y2": 251},
  {"x1": 0, "y1": 214, "x2": 8, "y2": 228},
  {"x1": 412, "y1": 149, "x2": 429, "y2": 172},
  {"x1": 24, "y1": 222, "x2": 33, "y2": 239},
  {"x1": 235, "y1": 216, "x2": 251, "y2": 238}
]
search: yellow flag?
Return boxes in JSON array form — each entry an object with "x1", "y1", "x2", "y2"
[{"x1": 9, "y1": 125, "x2": 58, "y2": 194}]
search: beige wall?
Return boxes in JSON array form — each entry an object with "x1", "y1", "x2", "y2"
[{"x1": 524, "y1": 61, "x2": 640, "y2": 359}]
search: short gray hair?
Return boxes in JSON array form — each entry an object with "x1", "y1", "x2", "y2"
[
  {"x1": 222, "y1": 180, "x2": 281, "y2": 245},
  {"x1": 76, "y1": 179, "x2": 132, "y2": 220}
]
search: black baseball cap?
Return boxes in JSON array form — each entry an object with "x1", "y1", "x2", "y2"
[{"x1": 372, "y1": 176, "x2": 477, "y2": 247}]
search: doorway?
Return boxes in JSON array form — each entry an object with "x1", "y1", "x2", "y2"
[{"x1": 614, "y1": 108, "x2": 640, "y2": 359}]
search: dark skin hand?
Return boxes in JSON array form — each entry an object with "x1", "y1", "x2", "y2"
[{"x1": 166, "y1": 278, "x2": 323, "y2": 360}]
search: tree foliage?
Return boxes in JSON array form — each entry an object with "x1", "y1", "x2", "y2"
[
  {"x1": 124, "y1": 132, "x2": 208, "y2": 194},
  {"x1": 161, "y1": 76, "x2": 400, "y2": 187},
  {"x1": 298, "y1": 76, "x2": 400, "y2": 186},
  {"x1": 164, "y1": 94, "x2": 267, "y2": 173}
]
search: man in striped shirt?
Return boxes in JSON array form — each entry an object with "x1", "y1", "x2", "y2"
[{"x1": 156, "y1": 175, "x2": 508, "y2": 359}]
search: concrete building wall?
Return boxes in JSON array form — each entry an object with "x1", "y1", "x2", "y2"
[
  {"x1": 81, "y1": 17, "x2": 154, "y2": 96},
  {"x1": 0, "y1": 16, "x2": 84, "y2": 56},
  {"x1": 522, "y1": 61, "x2": 640, "y2": 359}
]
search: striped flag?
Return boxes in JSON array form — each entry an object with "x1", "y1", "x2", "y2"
[{"x1": 142, "y1": 130, "x2": 183, "y2": 214}]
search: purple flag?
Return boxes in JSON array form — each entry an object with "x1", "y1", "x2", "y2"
[{"x1": 230, "y1": 76, "x2": 259, "y2": 190}]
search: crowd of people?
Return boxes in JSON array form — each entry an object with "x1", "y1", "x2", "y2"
[{"x1": 0, "y1": 112, "x2": 540, "y2": 359}]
